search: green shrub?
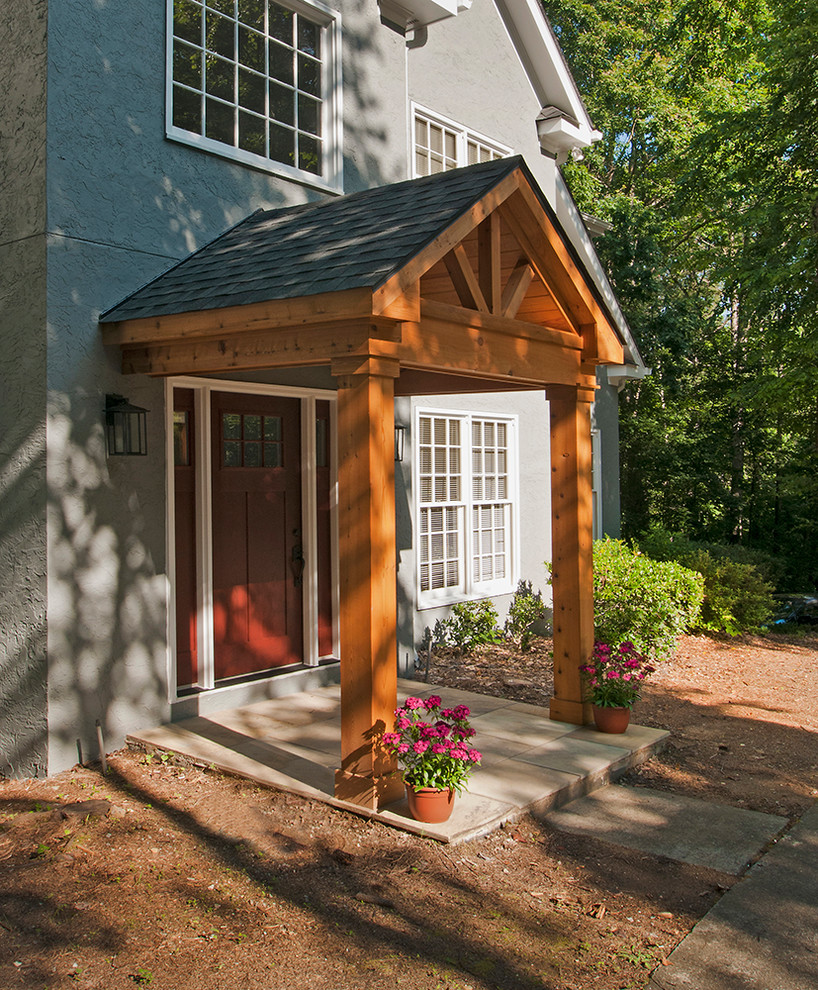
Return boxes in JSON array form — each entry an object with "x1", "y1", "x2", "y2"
[
  {"x1": 637, "y1": 525, "x2": 778, "y2": 634},
  {"x1": 681, "y1": 549, "x2": 776, "y2": 635},
  {"x1": 504, "y1": 580, "x2": 548, "y2": 650},
  {"x1": 638, "y1": 524, "x2": 786, "y2": 589},
  {"x1": 592, "y1": 538, "x2": 704, "y2": 661},
  {"x1": 438, "y1": 600, "x2": 501, "y2": 652}
]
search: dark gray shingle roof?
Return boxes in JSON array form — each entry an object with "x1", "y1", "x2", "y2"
[{"x1": 100, "y1": 156, "x2": 526, "y2": 323}]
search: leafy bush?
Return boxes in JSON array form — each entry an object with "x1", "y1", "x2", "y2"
[
  {"x1": 504, "y1": 580, "x2": 548, "y2": 650},
  {"x1": 438, "y1": 600, "x2": 501, "y2": 653},
  {"x1": 638, "y1": 524, "x2": 786, "y2": 589},
  {"x1": 682, "y1": 549, "x2": 776, "y2": 635},
  {"x1": 593, "y1": 538, "x2": 704, "y2": 661},
  {"x1": 637, "y1": 525, "x2": 777, "y2": 634}
]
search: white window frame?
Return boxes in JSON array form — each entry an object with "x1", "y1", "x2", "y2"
[
  {"x1": 164, "y1": 376, "x2": 339, "y2": 702},
  {"x1": 415, "y1": 407, "x2": 518, "y2": 608},
  {"x1": 591, "y1": 425, "x2": 602, "y2": 539},
  {"x1": 165, "y1": 0, "x2": 343, "y2": 193},
  {"x1": 410, "y1": 103, "x2": 512, "y2": 179}
]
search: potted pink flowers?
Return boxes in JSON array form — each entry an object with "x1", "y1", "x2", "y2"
[
  {"x1": 580, "y1": 641, "x2": 655, "y2": 733},
  {"x1": 382, "y1": 695, "x2": 482, "y2": 823}
]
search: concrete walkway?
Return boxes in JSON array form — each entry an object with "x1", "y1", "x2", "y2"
[
  {"x1": 546, "y1": 785, "x2": 787, "y2": 875},
  {"x1": 649, "y1": 802, "x2": 818, "y2": 990},
  {"x1": 127, "y1": 678, "x2": 668, "y2": 843}
]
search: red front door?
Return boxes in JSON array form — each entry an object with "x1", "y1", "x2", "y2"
[{"x1": 211, "y1": 392, "x2": 303, "y2": 678}]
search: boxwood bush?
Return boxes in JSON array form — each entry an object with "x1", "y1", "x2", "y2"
[{"x1": 592, "y1": 538, "x2": 704, "y2": 661}]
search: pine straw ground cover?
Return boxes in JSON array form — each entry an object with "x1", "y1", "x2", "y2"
[{"x1": 1, "y1": 632, "x2": 816, "y2": 990}]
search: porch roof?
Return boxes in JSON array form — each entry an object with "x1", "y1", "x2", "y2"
[
  {"x1": 102, "y1": 157, "x2": 529, "y2": 323},
  {"x1": 101, "y1": 156, "x2": 625, "y2": 386}
]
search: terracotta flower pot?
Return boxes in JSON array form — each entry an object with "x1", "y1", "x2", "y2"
[
  {"x1": 405, "y1": 783, "x2": 455, "y2": 823},
  {"x1": 592, "y1": 704, "x2": 631, "y2": 734}
]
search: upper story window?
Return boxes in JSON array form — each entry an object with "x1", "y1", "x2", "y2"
[
  {"x1": 412, "y1": 105, "x2": 511, "y2": 178},
  {"x1": 167, "y1": 0, "x2": 342, "y2": 191}
]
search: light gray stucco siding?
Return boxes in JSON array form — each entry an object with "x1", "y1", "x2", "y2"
[
  {"x1": 407, "y1": 0, "x2": 557, "y2": 200},
  {"x1": 30, "y1": 0, "x2": 410, "y2": 774},
  {"x1": 0, "y1": 0, "x2": 49, "y2": 777}
]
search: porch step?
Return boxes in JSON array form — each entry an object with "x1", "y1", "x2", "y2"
[{"x1": 127, "y1": 679, "x2": 670, "y2": 843}]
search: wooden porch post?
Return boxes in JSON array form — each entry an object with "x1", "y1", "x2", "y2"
[
  {"x1": 332, "y1": 354, "x2": 404, "y2": 809},
  {"x1": 548, "y1": 384, "x2": 595, "y2": 724}
]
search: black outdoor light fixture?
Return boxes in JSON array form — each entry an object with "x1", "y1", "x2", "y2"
[
  {"x1": 394, "y1": 424, "x2": 406, "y2": 462},
  {"x1": 105, "y1": 394, "x2": 148, "y2": 456}
]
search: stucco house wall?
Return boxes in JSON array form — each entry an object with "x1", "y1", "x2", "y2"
[{"x1": 1, "y1": 0, "x2": 642, "y2": 777}]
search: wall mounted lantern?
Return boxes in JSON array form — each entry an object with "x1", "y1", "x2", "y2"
[
  {"x1": 105, "y1": 394, "x2": 148, "y2": 456},
  {"x1": 394, "y1": 425, "x2": 406, "y2": 462}
]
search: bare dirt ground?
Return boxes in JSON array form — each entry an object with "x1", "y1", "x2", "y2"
[{"x1": 1, "y1": 632, "x2": 816, "y2": 990}]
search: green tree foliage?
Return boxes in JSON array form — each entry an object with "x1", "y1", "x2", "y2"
[{"x1": 543, "y1": 0, "x2": 818, "y2": 588}]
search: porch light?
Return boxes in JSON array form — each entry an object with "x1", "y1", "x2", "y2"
[
  {"x1": 394, "y1": 425, "x2": 406, "y2": 462},
  {"x1": 105, "y1": 394, "x2": 148, "y2": 456}
]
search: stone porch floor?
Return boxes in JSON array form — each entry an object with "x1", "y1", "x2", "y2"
[{"x1": 127, "y1": 679, "x2": 668, "y2": 843}]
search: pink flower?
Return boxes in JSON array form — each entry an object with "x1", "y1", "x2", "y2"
[
  {"x1": 395, "y1": 716, "x2": 411, "y2": 730},
  {"x1": 453, "y1": 705, "x2": 471, "y2": 720},
  {"x1": 382, "y1": 732, "x2": 400, "y2": 746},
  {"x1": 468, "y1": 749, "x2": 481, "y2": 762},
  {"x1": 413, "y1": 740, "x2": 429, "y2": 754},
  {"x1": 397, "y1": 743, "x2": 410, "y2": 754},
  {"x1": 431, "y1": 743, "x2": 447, "y2": 754},
  {"x1": 404, "y1": 696, "x2": 423, "y2": 710},
  {"x1": 450, "y1": 748, "x2": 468, "y2": 760},
  {"x1": 425, "y1": 695, "x2": 442, "y2": 709}
]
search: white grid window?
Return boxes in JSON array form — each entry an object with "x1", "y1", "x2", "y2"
[
  {"x1": 412, "y1": 106, "x2": 511, "y2": 178},
  {"x1": 417, "y1": 411, "x2": 516, "y2": 603},
  {"x1": 168, "y1": 0, "x2": 340, "y2": 188}
]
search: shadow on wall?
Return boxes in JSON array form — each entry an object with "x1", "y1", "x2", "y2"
[{"x1": 43, "y1": 390, "x2": 169, "y2": 777}]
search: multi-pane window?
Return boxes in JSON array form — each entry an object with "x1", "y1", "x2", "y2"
[
  {"x1": 168, "y1": 0, "x2": 339, "y2": 184},
  {"x1": 221, "y1": 411, "x2": 283, "y2": 467},
  {"x1": 413, "y1": 106, "x2": 511, "y2": 178},
  {"x1": 417, "y1": 412, "x2": 515, "y2": 602}
]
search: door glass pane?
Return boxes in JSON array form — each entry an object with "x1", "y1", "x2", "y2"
[
  {"x1": 223, "y1": 412, "x2": 241, "y2": 438},
  {"x1": 264, "y1": 443, "x2": 281, "y2": 467},
  {"x1": 264, "y1": 415, "x2": 282, "y2": 441},
  {"x1": 244, "y1": 414, "x2": 261, "y2": 440},
  {"x1": 223, "y1": 440, "x2": 241, "y2": 466},
  {"x1": 244, "y1": 441, "x2": 262, "y2": 466}
]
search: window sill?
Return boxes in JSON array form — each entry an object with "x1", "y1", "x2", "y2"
[{"x1": 166, "y1": 128, "x2": 344, "y2": 196}]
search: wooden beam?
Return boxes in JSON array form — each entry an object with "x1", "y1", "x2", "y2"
[
  {"x1": 548, "y1": 384, "x2": 596, "y2": 725},
  {"x1": 478, "y1": 213, "x2": 502, "y2": 315},
  {"x1": 500, "y1": 184, "x2": 624, "y2": 358},
  {"x1": 400, "y1": 306, "x2": 593, "y2": 388},
  {"x1": 373, "y1": 169, "x2": 523, "y2": 315},
  {"x1": 442, "y1": 244, "x2": 489, "y2": 313},
  {"x1": 101, "y1": 287, "x2": 375, "y2": 347},
  {"x1": 119, "y1": 322, "x2": 402, "y2": 377},
  {"x1": 395, "y1": 369, "x2": 541, "y2": 395},
  {"x1": 332, "y1": 357, "x2": 404, "y2": 810},
  {"x1": 498, "y1": 199, "x2": 583, "y2": 334},
  {"x1": 501, "y1": 257, "x2": 534, "y2": 319},
  {"x1": 420, "y1": 299, "x2": 582, "y2": 350}
]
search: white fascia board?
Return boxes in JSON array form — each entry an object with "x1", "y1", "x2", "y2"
[
  {"x1": 555, "y1": 170, "x2": 647, "y2": 372},
  {"x1": 495, "y1": 0, "x2": 597, "y2": 148}
]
